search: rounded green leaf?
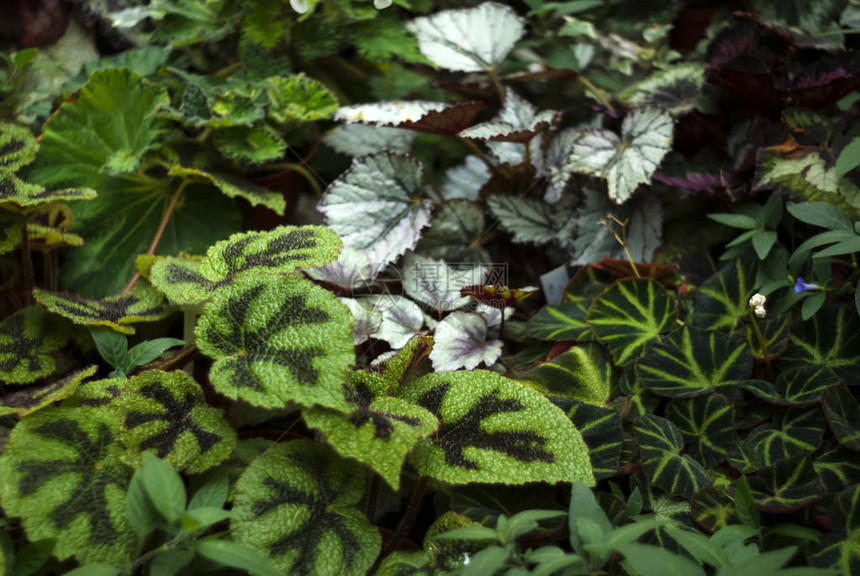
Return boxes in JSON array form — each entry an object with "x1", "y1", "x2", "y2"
[
  {"x1": 747, "y1": 455, "x2": 822, "y2": 512},
  {"x1": 0, "y1": 366, "x2": 97, "y2": 417},
  {"x1": 586, "y1": 279, "x2": 678, "y2": 365},
  {"x1": 666, "y1": 395, "x2": 735, "y2": 468},
  {"x1": 149, "y1": 254, "x2": 214, "y2": 305},
  {"x1": 231, "y1": 440, "x2": 381, "y2": 576},
  {"x1": 0, "y1": 306, "x2": 69, "y2": 385},
  {"x1": 397, "y1": 370, "x2": 593, "y2": 485},
  {"x1": 0, "y1": 122, "x2": 37, "y2": 173},
  {"x1": 0, "y1": 407, "x2": 135, "y2": 566},
  {"x1": 196, "y1": 274, "x2": 355, "y2": 411},
  {"x1": 637, "y1": 326, "x2": 753, "y2": 398},
  {"x1": 553, "y1": 397, "x2": 623, "y2": 481},
  {"x1": 776, "y1": 305, "x2": 860, "y2": 386},
  {"x1": 743, "y1": 409, "x2": 824, "y2": 468},
  {"x1": 116, "y1": 370, "x2": 236, "y2": 474},
  {"x1": 635, "y1": 415, "x2": 711, "y2": 499},
  {"x1": 691, "y1": 259, "x2": 757, "y2": 332},
  {"x1": 518, "y1": 343, "x2": 617, "y2": 405}
]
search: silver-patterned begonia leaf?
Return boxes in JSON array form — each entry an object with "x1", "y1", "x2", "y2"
[
  {"x1": 402, "y1": 253, "x2": 484, "y2": 313},
  {"x1": 488, "y1": 194, "x2": 577, "y2": 245},
  {"x1": 442, "y1": 156, "x2": 490, "y2": 201},
  {"x1": 303, "y1": 247, "x2": 376, "y2": 291},
  {"x1": 361, "y1": 295, "x2": 425, "y2": 349},
  {"x1": 430, "y1": 311, "x2": 503, "y2": 371},
  {"x1": 339, "y1": 297, "x2": 383, "y2": 345},
  {"x1": 459, "y1": 89, "x2": 558, "y2": 143},
  {"x1": 324, "y1": 124, "x2": 416, "y2": 157}
]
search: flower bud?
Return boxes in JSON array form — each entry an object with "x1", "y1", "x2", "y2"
[
  {"x1": 754, "y1": 305, "x2": 766, "y2": 318},
  {"x1": 748, "y1": 293, "x2": 766, "y2": 309}
]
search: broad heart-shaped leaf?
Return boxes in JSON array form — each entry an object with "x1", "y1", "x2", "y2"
[
  {"x1": 808, "y1": 484, "x2": 860, "y2": 575},
  {"x1": 0, "y1": 176, "x2": 97, "y2": 213},
  {"x1": 0, "y1": 406, "x2": 135, "y2": 565},
  {"x1": 416, "y1": 200, "x2": 489, "y2": 264},
  {"x1": 304, "y1": 380, "x2": 438, "y2": 490},
  {"x1": 636, "y1": 327, "x2": 753, "y2": 398},
  {"x1": 524, "y1": 303, "x2": 592, "y2": 341},
  {"x1": 407, "y1": 3, "x2": 524, "y2": 72},
  {"x1": 0, "y1": 366, "x2": 97, "y2": 417},
  {"x1": 396, "y1": 370, "x2": 593, "y2": 485},
  {"x1": 460, "y1": 89, "x2": 558, "y2": 143},
  {"x1": 402, "y1": 253, "x2": 484, "y2": 313},
  {"x1": 324, "y1": 124, "x2": 416, "y2": 157},
  {"x1": 0, "y1": 122, "x2": 37, "y2": 173},
  {"x1": 429, "y1": 312, "x2": 502, "y2": 372},
  {"x1": 196, "y1": 273, "x2": 355, "y2": 411},
  {"x1": 635, "y1": 415, "x2": 711, "y2": 499},
  {"x1": 666, "y1": 395, "x2": 735, "y2": 468},
  {"x1": 691, "y1": 258, "x2": 757, "y2": 332},
  {"x1": 149, "y1": 254, "x2": 213, "y2": 305},
  {"x1": 487, "y1": 194, "x2": 577, "y2": 245},
  {"x1": 814, "y1": 441, "x2": 860, "y2": 494},
  {"x1": 115, "y1": 370, "x2": 236, "y2": 474},
  {"x1": 320, "y1": 152, "x2": 432, "y2": 268},
  {"x1": 775, "y1": 305, "x2": 860, "y2": 386},
  {"x1": 616, "y1": 65, "x2": 706, "y2": 115},
  {"x1": 551, "y1": 397, "x2": 623, "y2": 481},
  {"x1": 33, "y1": 282, "x2": 171, "y2": 336},
  {"x1": 264, "y1": 74, "x2": 338, "y2": 124},
  {"x1": 586, "y1": 279, "x2": 678, "y2": 366},
  {"x1": 823, "y1": 386, "x2": 860, "y2": 451},
  {"x1": 198, "y1": 225, "x2": 342, "y2": 284},
  {"x1": 334, "y1": 101, "x2": 484, "y2": 136},
  {"x1": 518, "y1": 343, "x2": 617, "y2": 406},
  {"x1": 744, "y1": 409, "x2": 825, "y2": 468},
  {"x1": 0, "y1": 306, "x2": 69, "y2": 385},
  {"x1": 167, "y1": 165, "x2": 285, "y2": 214},
  {"x1": 747, "y1": 454, "x2": 823, "y2": 512},
  {"x1": 564, "y1": 107, "x2": 673, "y2": 203},
  {"x1": 231, "y1": 440, "x2": 381, "y2": 576},
  {"x1": 29, "y1": 69, "x2": 168, "y2": 181}
]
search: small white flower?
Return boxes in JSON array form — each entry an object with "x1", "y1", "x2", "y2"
[
  {"x1": 748, "y1": 293, "x2": 766, "y2": 309},
  {"x1": 754, "y1": 306, "x2": 766, "y2": 319}
]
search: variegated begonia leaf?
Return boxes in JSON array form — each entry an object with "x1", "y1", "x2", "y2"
[
  {"x1": 195, "y1": 273, "x2": 355, "y2": 411},
  {"x1": 33, "y1": 282, "x2": 171, "y2": 336},
  {"x1": 0, "y1": 210, "x2": 22, "y2": 254},
  {"x1": 366, "y1": 335, "x2": 434, "y2": 394},
  {"x1": 563, "y1": 107, "x2": 674, "y2": 203},
  {"x1": 149, "y1": 254, "x2": 213, "y2": 306},
  {"x1": 62, "y1": 377, "x2": 124, "y2": 408},
  {"x1": 167, "y1": 165, "x2": 285, "y2": 214},
  {"x1": 416, "y1": 200, "x2": 489, "y2": 265},
  {"x1": 396, "y1": 370, "x2": 593, "y2": 485},
  {"x1": 754, "y1": 148, "x2": 856, "y2": 208},
  {"x1": 551, "y1": 397, "x2": 623, "y2": 481},
  {"x1": 616, "y1": 65, "x2": 706, "y2": 115},
  {"x1": 543, "y1": 129, "x2": 581, "y2": 203},
  {"x1": 325, "y1": 123, "x2": 416, "y2": 157},
  {"x1": 0, "y1": 176, "x2": 97, "y2": 213},
  {"x1": 691, "y1": 486, "x2": 739, "y2": 533},
  {"x1": 334, "y1": 101, "x2": 484, "y2": 136},
  {"x1": 807, "y1": 483, "x2": 860, "y2": 574},
  {"x1": 775, "y1": 305, "x2": 860, "y2": 386},
  {"x1": 747, "y1": 454, "x2": 823, "y2": 512},
  {"x1": 26, "y1": 221, "x2": 85, "y2": 251},
  {"x1": 264, "y1": 74, "x2": 338, "y2": 124},
  {"x1": 665, "y1": 394, "x2": 735, "y2": 468},
  {"x1": 636, "y1": 326, "x2": 753, "y2": 398},
  {"x1": 304, "y1": 379, "x2": 438, "y2": 490},
  {"x1": 429, "y1": 311, "x2": 502, "y2": 372},
  {"x1": 524, "y1": 303, "x2": 591, "y2": 341},
  {"x1": 814, "y1": 441, "x2": 860, "y2": 494},
  {"x1": 487, "y1": 194, "x2": 577, "y2": 245},
  {"x1": 213, "y1": 125, "x2": 287, "y2": 164},
  {"x1": 635, "y1": 415, "x2": 711, "y2": 500},
  {"x1": 619, "y1": 366, "x2": 661, "y2": 421},
  {"x1": 768, "y1": 365, "x2": 841, "y2": 406},
  {"x1": 115, "y1": 370, "x2": 236, "y2": 474},
  {"x1": 321, "y1": 153, "x2": 432, "y2": 268},
  {"x1": 442, "y1": 156, "x2": 489, "y2": 201},
  {"x1": 361, "y1": 295, "x2": 425, "y2": 349},
  {"x1": 407, "y1": 3, "x2": 525, "y2": 73},
  {"x1": 338, "y1": 297, "x2": 383, "y2": 345},
  {"x1": 460, "y1": 89, "x2": 558, "y2": 143},
  {"x1": 0, "y1": 306, "x2": 69, "y2": 385},
  {"x1": 586, "y1": 279, "x2": 678, "y2": 366},
  {"x1": 198, "y1": 225, "x2": 342, "y2": 284},
  {"x1": 691, "y1": 258, "x2": 758, "y2": 332},
  {"x1": 304, "y1": 247, "x2": 376, "y2": 291},
  {"x1": 231, "y1": 440, "x2": 381, "y2": 576},
  {"x1": 402, "y1": 253, "x2": 484, "y2": 313},
  {"x1": 822, "y1": 386, "x2": 860, "y2": 451},
  {"x1": 519, "y1": 343, "x2": 617, "y2": 406},
  {"x1": 0, "y1": 406, "x2": 136, "y2": 565},
  {"x1": 0, "y1": 122, "x2": 37, "y2": 173},
  {"x1": 0, "y1": 366, "x2": 97, "y2": 417},
  {"x1": 743, "y1": 408, "x2": 824, "y2": 468}
]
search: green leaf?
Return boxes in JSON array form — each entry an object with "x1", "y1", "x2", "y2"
[
  {"x1": 748, "y1": 455, "x2": 823, "y2": 512},
  {"x1": 691, "y1": 486, "x2": 739, "y2": 533},
  {"x1": 196, "y1": 273, "x2": 355, "y2": 411},
  {"x1": 666, "y1": 394, "x2": 736, "y2": 467},
  {"x1": 320, "y1": 152, "x2": 432, "y2": 267},
  {"x1": 33, "y1": 282, "x2": 171, "y2": 336},
  {"x1": 733, "y1": 475, "x2": 759, "y2": 529},
  {"x1": 89, "y1": 327, "x2": 129, "y2": 372},
  {"x1": 744, "y1": 409, "x2": 824, "y2": 468},
  {"x1": 213, "y1": 125, "x2": 286, "y2": 164},
  {"x1": 406, "y1": 3, "x2": 525, "y2": 72},
  {"x1": 265, "y1": 74, "x2": 338, "y2": 124},
  {"x1": 771, "y1": 365, "x2": 840, "y2": 406},
  {"x1": 0, "y1": 177, "x2": 96, "y2": 213},
  {"x1": 754, "y1": 149, "x2": 851, "y2": 208},
  {"x1": 554, "y1": 398, "x2": 623, "y2": 481},
  {"x1": 692, "y1": 259, "x2": 757, "y2": 332},
  {"x1": 125, "y1": 471, "x2": 159, "y2": 539},
  {"x1": 0, "y1": 366, "x2": 98, "y2": 417},
  {"x1": 63, "y1": 564, "x2": 121, "y2": 576},
  {"x1": 616, "y1": 64, "x2": 706, "y2": 115},
  {"x1": 460, "y1": 89, "x2": 557, "y2": 143},
  {"x1": 775, "y1": 305, "x2": 860, "y2": 385},
  {"x1": 524, "y1": 303, "x2": 592, "y2": 341},
  {"x1": 586, "y1": 279, "x2": 678, "y2": 365},
  {"x1": 814, "y1": 440, "x2": 860, "y2": 494},
  {"x1": 636, "y1": 415, "x2": 712, "y2": 499},
  {"x1": 167, "y1": 165, "x2": 285, "y2": 214},
  {"x1": 822, "y1": 386, "x2": 860, "y2": 450},
  {"x1": 116, "y1": 370, "x2": 236, "y2": 473},
  {"x1": 304, "y1": 381, "x2": 438, "y2": 490},
  {"x1": 568, "y1": 482, "x2": 611, "y2": 554},
  {"x1": 147, "y1": 549, "x2": 194, "y2": 576},
  {"x1": 126, "y1": 337, "x2": 184, "y2": 370},
  {"x1": 836, "y1": 138, "x2": 860, "y2": 176},
  {"x1": 0, "y1": 407, "x2": 135, "y2": 565},
  {"x1": 708, "y1": 213, "x2": 759, "y2": 230},
  {"x1": 193, "y1": 540, "x2": 280, "y2": 576},
  {"x1": 231, "y1": 440, "x2": 381, "y2": 576},
  {"x1": 148, "y1": 254, "x2": 213, "y2": 305},
  {"x1": 188, "y1": 472, "x2": 229, "y2": 510},
  {"x1": 0, "y1": 306, "x2": 69, "y2": 384},
  {"x1": 397, "y1": 370, "x2": 593, "y2": 485},
  {"x1": 618, "y1": 542, "x2": 706, "y2": 576},
  {"x1": 0, "y1": 123, "x2": 37, "y2": 173},
  {"x1": 787, "y1": 202, "x2": 853, "y2": 231},
  {"x1": 637, "y1": 327, "x2": 753, "y2": 398},
  {"x1": 564, "y1": 107, "x2": 674, "y2": 203},
  {"x1": 808, "y1": 484, "x2": 860, "y2": 574},
  {"x1": 518, "y1": 343, "x2": 617, "y2": 405},
  {"x1": 139, "y1": 452, "x2": 186, "y2": 523}
]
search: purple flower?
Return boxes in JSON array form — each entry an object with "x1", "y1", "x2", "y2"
[{"x1": 794, "y1": 277, "x2": 819, "y2": 294}]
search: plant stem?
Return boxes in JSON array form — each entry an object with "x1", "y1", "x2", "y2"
[
  {"x1": 19, "y1": 216, "x2": 34, "y2": 305},
  {"x1": 260, "y1": 162, "x2": 322, "y2": 197},
  {"x1": 748, "y1": 310, "x2": 773, "y2": 379},
  {"x1": 381, "y1": 476, "x2": 428, "y2": 556},
  {"x1": 487, "y1": 67, "x2": 507, "y2": 102},
  {"x1": 578, "y1": 75, "x2": 615, "y2": 114},
  {"x1": 367, "y1": 475, "x2": 381, "y2": 520},
  {"x1": 121, "y1": 181, "x2": 187, "y2": 294}
]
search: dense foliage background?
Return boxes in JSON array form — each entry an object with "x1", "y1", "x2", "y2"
[{"x1": 1, "y1": 0, "x2": 860, "y2": 574}]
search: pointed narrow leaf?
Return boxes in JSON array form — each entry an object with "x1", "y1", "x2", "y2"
[
  {"x1": 397, "y1": 370, "x2": 593, "y2": 485},
  {"x1": 635, "y1": 415, "x2": 712, "y2": 499},
  {"x1": 231, "y1": 440, "x2": 381, "y2": 576}
]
